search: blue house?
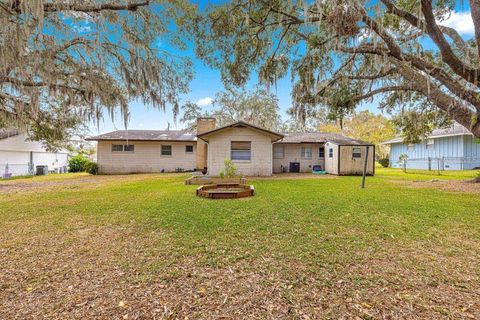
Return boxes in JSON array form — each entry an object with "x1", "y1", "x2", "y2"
[{"x1": 383, "y1": 124, "x2": 480, "y2": 170}]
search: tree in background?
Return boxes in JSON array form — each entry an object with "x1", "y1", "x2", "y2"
[
  {"x1": 193, "y1": 0, "x2": 480, "y2": 140},
  {"x1": 180, "y1": 87, "x2": 282, "y2": 131},
  {"x1": 318, "y1": 111, "x2": 396, "y2": 158},
  {"x1": 0, "y1": 0, "x2": 193, "y2": 149}
]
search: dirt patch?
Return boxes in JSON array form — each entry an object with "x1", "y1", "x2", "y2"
[{"x1": 392, "y1": 179, "x2": 480, "y2": 194}]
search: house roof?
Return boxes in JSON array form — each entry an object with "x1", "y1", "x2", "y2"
[
  {"x1": 0, "y1": 128, "x2": 20, "y2": 140},
  {"x1": 197, "y1": 121, "x2": 284, "y2": 142},
  {"x1": 277, "y1": 132, "x2": 373, "y2": 146},
  {"x1": 85, "y1": 122, "x2": 372, "y2": 146},
  {"x1": 86, "y1": 130, "x2": 196, "y2": 142},
  {"x1": 382, "y1": 123, "x2": 473, "y2": 144}
]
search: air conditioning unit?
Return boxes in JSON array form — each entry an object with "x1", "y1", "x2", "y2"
[{"x1": 36, "y1": 165, "x2": 49, "y2": 175}]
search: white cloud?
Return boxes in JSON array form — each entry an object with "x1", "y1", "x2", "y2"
[
  {"x1": 439, "y1": 11, "x2": 474, "y2": 35},
  {"x1": 196, "y1": 97, "x2": 213, "y2": 107}
]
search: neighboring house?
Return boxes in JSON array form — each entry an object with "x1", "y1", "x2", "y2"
[
  {"x1": 0, "y1": 129, "x2": 69, "y2": 177},
  {"x1": 87, "y1": 118, "x2": 375, "y2": 176},
  {"x1": 383, "y1": 124, "x2": 480, "y2": 170}
]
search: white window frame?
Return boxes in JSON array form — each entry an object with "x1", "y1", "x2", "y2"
[
  {"x1": 231, "y1": 141, "x2": 251, "y2": 161},
  {"x1": 161, "y1": 145, "x2": 172, "y2": 156},
  {"x1": 352, "y1": 147, "x2": 362, "y2": 158},
  {"x1": 185, "y1": 145, "x2": 194, "y2": 153},
  {"x1": 301, "y1": 146, "x2": 312, "y2": 159},
  {"x1": 328, "y1": 148, "x2": 334, "y2": 158},
  {"x1": 426, "y1": 139, "x2": 434, "y2": 150},
  {"x1": 273, "y1": 145, "x2": 284, "y2": 159},
  {"x1": 112, "y1": 144, "x2": 134, "y2": 153}
]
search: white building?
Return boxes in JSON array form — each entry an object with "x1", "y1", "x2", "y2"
[{"x1": 0, "y1": 129, "x2": 69, "y2": 177}]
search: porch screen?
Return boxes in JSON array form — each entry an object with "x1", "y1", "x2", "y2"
[{"x1": 231, "y1": 141, "x2": 251, "y2": 160}]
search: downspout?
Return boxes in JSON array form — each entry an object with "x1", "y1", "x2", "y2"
[{"x1": 29, "y1": 151, "x2": 33, "y2": 175}]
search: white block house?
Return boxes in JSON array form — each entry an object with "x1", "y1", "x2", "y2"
[{"x1": 0, "y1": 129, "x2": 69, "y2": 177}]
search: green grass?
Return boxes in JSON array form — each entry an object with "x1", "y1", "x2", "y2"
[{"x1": 0, "y1": 170, "x2": 479, "y2": 318}]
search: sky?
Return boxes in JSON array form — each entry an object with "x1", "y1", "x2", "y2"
[{"x1": 91, "y1": 1, "x2": 475, "y2": 134}]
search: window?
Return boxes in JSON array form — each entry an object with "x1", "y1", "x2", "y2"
[
  {"x1": 112, "y1": 144, "x2": 134, "y2": 152},
  {"x1": 185, "y1": 145, "x2": 194, "y2": 153},
  {"x1": 161, "y1": 145, "x2": 172, "y2": 156},
  {"x1": 112, "y1": 144, "x2": 123, "y2": 152},
  {"x1": 426, "y1": 139, "x2": 434, "y2": 150},
  {"x1": 301, "y1": 146, "x2": 312, "y2": 159},
  {"x1": 124, "y1": 144, "x2": 134, "y2": 152},
  {"x1": 328, "y1": 148, "x2": 333, "y2": 158},
  {"x1": 273, "y1": 145, "x2": 284, "y2": 159},
  {"x1": 352, "y1": 147, "x2": 362, "y2": 158},
  {"x1": 231, "y1": 141, "x2": 251, "y2": 161},
  {"x1": 319, "y1": 147, "x2": 325, "y2": 158},
  {"x1": 407, "y1": 144, "x2": 414, "y2": 151}
]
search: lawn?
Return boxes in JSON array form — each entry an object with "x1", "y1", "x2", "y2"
[{"x1": 0, "y1": 169, "x2": 479, "y2": 318}]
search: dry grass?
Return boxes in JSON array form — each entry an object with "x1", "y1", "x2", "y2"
[{"x1": 0, "y1": 171, "x2": 479, "y2": 319}]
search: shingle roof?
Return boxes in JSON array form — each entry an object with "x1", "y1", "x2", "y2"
[
  {"x1": 0, "y1": 128, "x2": 20, "y2": 140},
  {"x1": 382, "y1": 123, "x2": 473, "y2": 144},
  {"x1": 86, "y1": 130, "x2": 196, "y2": 141},
  {"x1": 277, "y1": 132, "x2": 373, "y2": 145},
  {"x1": 85, "y1": 123, "x2": 372, "y2": 145},
  {"x1": 197, "y1": 121, "x2": 284, "y2": 141}
]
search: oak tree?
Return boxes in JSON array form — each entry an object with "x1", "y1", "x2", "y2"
[
  {"x1": 193, "y1": 0, "x2": 480, "y2": 140},
  {"x1": 0, "y1": 0, "x2": 193, "y2": 149}
]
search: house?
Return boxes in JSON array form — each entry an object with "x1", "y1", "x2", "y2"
[
  {"x1": 86, "y1": 118, "x2": 375, "y2": 176},
  {"x1": 0, "y1": 129, "x2": 69, "y2": 177},
  {"x1": 383, "y1": 123, "x2": 480, "y2": 170}
]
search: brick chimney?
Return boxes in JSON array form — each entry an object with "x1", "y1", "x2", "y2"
[{"x1": 196, "y1": 117, "x2": 216, "y2": 171}]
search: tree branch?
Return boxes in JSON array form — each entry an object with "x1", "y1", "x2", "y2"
[
  {"x1": 353, "y1": 85, "x2": 418, "y2": 102},
  {"x1": 33, "y1": 1, "x2": 150, "y2": 13},
  {"x1": 469, "y1": 0, "x2": 480, "y2": 57}
]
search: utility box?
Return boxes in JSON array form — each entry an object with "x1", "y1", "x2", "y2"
[{"x1": 36, "y1": 165, "x2": 48, "y2": 176}]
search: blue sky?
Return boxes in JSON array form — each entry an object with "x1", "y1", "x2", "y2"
[{"x1": 92, "y1": 1, "x2": 475, "y2": 134}]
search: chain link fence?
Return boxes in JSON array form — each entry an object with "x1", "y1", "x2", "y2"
[
  {"x1": 391, "y1": 157, "x2": 480, "y2": 171},
  {"x1": 1, "y1": 163, "x2": 68, "y2": 178}
]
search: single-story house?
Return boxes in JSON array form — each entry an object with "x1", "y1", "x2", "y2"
[
  {"x1": 382, "y1": 123, "x2": 480, "y2": 170},
  {"x1": 86, "y1": 118, "x2": 375, "y2": 176},
  {"x1": 0, "y1": 129, "x2": 69, "y2": 177}
]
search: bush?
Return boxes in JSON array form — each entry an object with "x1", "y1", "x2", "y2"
[
  {"x1": 378, "y1": 158, "x2": 389, "y2": 168},
  {"x1": 85, "y1": 161, "x2": 99, "y2": 175},
  {"x1": 68, "y1": 155, "x2": 89, "y2": 172},
  {"x1": 219, "y1": 159, "x2": 237, "y2": 177}
]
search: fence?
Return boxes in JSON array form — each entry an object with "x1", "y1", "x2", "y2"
[
  {"x1": 0, "y1": 163, "x2": 33, "y2": 178},
  {"x1": 1, "y1": 163, "x2": 68, "y2": 178},
  {"x1": 391, "y1": 157, "x2": 480, "y2": 171}
]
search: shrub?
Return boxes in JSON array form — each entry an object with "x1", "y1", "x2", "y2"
[
  {"x1": 68, "y1": 155, "x2": 89, "y2": 172},
  {"x1": 378, "y1": 158, "x2": 389, "y2": 168},
  {"x1": 85, "y1": 161, "x2": 99, "y2": 175},
  {"x1": 219, "y1": 159, "x2": 237, "y2": 177}
]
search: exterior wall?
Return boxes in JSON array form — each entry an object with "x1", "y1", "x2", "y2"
[
  {"x1": 196, "y1": 118, "x2": 216, "y2": 170},
  {"x1": 0, "y1": 133, "x2": 69, "y2": 176},
  {"x1": 463, "y1": 135, "x2": 480, "y2": 169},
  {"x1": 338, "y1": 145, "x2": 374, "y2": 175},
  {"x1": 206, "y1": 127, "x2": 273, "y2": 176},
  {"x1": 389, "y1": 135, "x2": 480, "y2": 170},
  {"x1": 324, "y1": 142, "x2": 339, "y2": 175},
  {"x1": 272, "y1": 143, "x2": 325, "y2": 173},
  {"x1": 97, "y1": 140, "x2": 196, "y2": 174}
]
